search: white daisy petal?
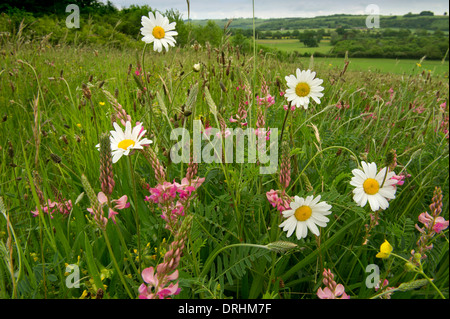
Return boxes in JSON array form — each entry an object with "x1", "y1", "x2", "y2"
[
  {"x1": 361, "y1": 161, "x2": 370, "y2": 176},
  {"x1": 368, "y1": 195, "x2": 380, "y2": 211},
  {"x1": 282, "y1": 209, "x2": 295, "y2": 218},
  {"x1": 112, "y1": 151, "x2": 123, "y2": 163},
  {"x1": 296, "y1": 222, "x2": 306, "y2": 239},
  {"x1": 306, "y1": 219, "x2": 320, "y2": 236}
]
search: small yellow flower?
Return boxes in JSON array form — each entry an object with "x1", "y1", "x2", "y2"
[
  {"x1": 376, "y1": 239, "x2": 393, "y2": 259},
  {"x1": 77, "y1": 123, "x2": 82, "y2": 128},
  {"x1": 99, "y1": 102, "x2": 105, "y2": 106},
  {"x1": 416, "y1": 63, "x2": 422, "y2": 68},
  {"x1": 80, "y1": 290, "x2": 89, "y2": 299}
]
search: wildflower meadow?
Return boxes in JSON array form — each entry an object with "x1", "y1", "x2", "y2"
[{"x1": 0, "y1": 1, "x2": 449, "y2": 304}]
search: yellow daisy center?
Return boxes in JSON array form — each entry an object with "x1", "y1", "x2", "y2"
[
  {"x1": 295, "y1": 82, "x2": 311, "y2": 97},
  {"x1": 363, "y1": 178, "x2": 379, "y2": 195},
  {"x1": 294, "y1": 205, "x2": 312, "y2": 221},
  {"x1": 152, "y1": 26, "x2": 165, "y2": 39},
  {"x1": 118, "y1": 139, "x2": 135, "y2": 150}
]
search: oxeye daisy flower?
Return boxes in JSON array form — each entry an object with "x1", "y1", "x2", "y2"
[
  {"x1": 285, "y1": 69, "x2": 324, "y2": 109},
  {"x1": 279, "y1": 195, "x2": 332, "y2": 240},
  {"x1": 100, "y1": 121, "x2": 152, "y2": 163},
  {"x1": 140, "y1": 12, "x2": 178, "y2": 52},
  {"x1": 350, "y1": 161, "x2": 397, "y2": 211}
]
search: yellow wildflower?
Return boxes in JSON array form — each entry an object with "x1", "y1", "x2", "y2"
[{"x1": 376, "y1": 240, "x2": 393, "y2": 259}]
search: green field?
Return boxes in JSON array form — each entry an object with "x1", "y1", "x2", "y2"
[
  {"x1": 315, "y1": 57, "x2": 449, "y2": 76},
  {"x1": 256, "y1": 39, "x2": 449, "y2": 76},
  {"x1": 257, "y1": 38, "x2": 333, "y2": 54}
]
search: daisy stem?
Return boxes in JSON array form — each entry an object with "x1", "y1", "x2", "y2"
[{"x1": 128, "y1": 156, "x2": 142, "y2": 274}]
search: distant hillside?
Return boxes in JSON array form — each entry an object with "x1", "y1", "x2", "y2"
[{"x1": 190, "y1": 14, "x2": 449, "y2": 31}]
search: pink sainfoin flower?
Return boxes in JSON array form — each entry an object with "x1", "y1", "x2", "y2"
[
  {"x1": 145, "y1": 161, "x2": 204, "y2": 234},
  {"x1": 31, "y1": 199, "x2": 72, "y2": 218},
  {"x1": 375, "y1": 279, "x2": 395, "y2": 299},
  {"x1": 229, "y1": 101, "x2": 248, "y2": 127},
  {"x1": 139, "y1": 214, "x2": 193, "y2": 299},
  {"x1": 145, "y1": 177, "x2": 204, "y2": 230},
  {"x1": 255, "y1": 78, "x2": 275, "y2": 108},
  {"x1": 266, "y1": 140, "x2": 292, "y2": 213},
  {"x1": 418, "y1": 212, "x2": 449, "y2": 234},
  {"x1": 135, "y1": 66, "x2": 142, "y2": 77},
  {"x1": 266, "y1": 189, "x2": 291, "y2": 213},
  {"x1": 283, "y1": 104, "x2": 296, "y2": 111},
  {"x1": 317, "y1": 269, "x2": 350, "y2": 299},
  {"x1": 391, "y1": 172, "x2": 411, "y2": 187},
  {"x1": 87, "y1": 191, "x2": 129, "y2": 225},
  {"x1": 412, "y1": 186, "x2": 448, "y2": 263},
  {"x1": 257, "y1": 94, "x2": 275, "y2": 108},
  {"x1": 138, "y1": 267, "x2": 180, "y2": 299}
]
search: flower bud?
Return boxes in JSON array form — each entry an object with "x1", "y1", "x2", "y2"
[
  {"x1": 193, "y1": 63, "x2": 201, "y2": 72},
  {"x1": 404, "y1": 261, "x2": 416, "y2": 272}
]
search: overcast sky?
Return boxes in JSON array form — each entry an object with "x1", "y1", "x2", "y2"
[{"x1": 102, "y1": 0, "x2": 449, "y2": 19}]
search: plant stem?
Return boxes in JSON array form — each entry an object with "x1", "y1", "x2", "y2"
[
  {"x1": 419, "y1": 271, "x2": 446, "y2": 299},
  {"x1": 128, "y1": 156, "x2": 142, "y2": 274},
  {"x1": 280, "y1": 107, "x2": 290, "y2": 141}
]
